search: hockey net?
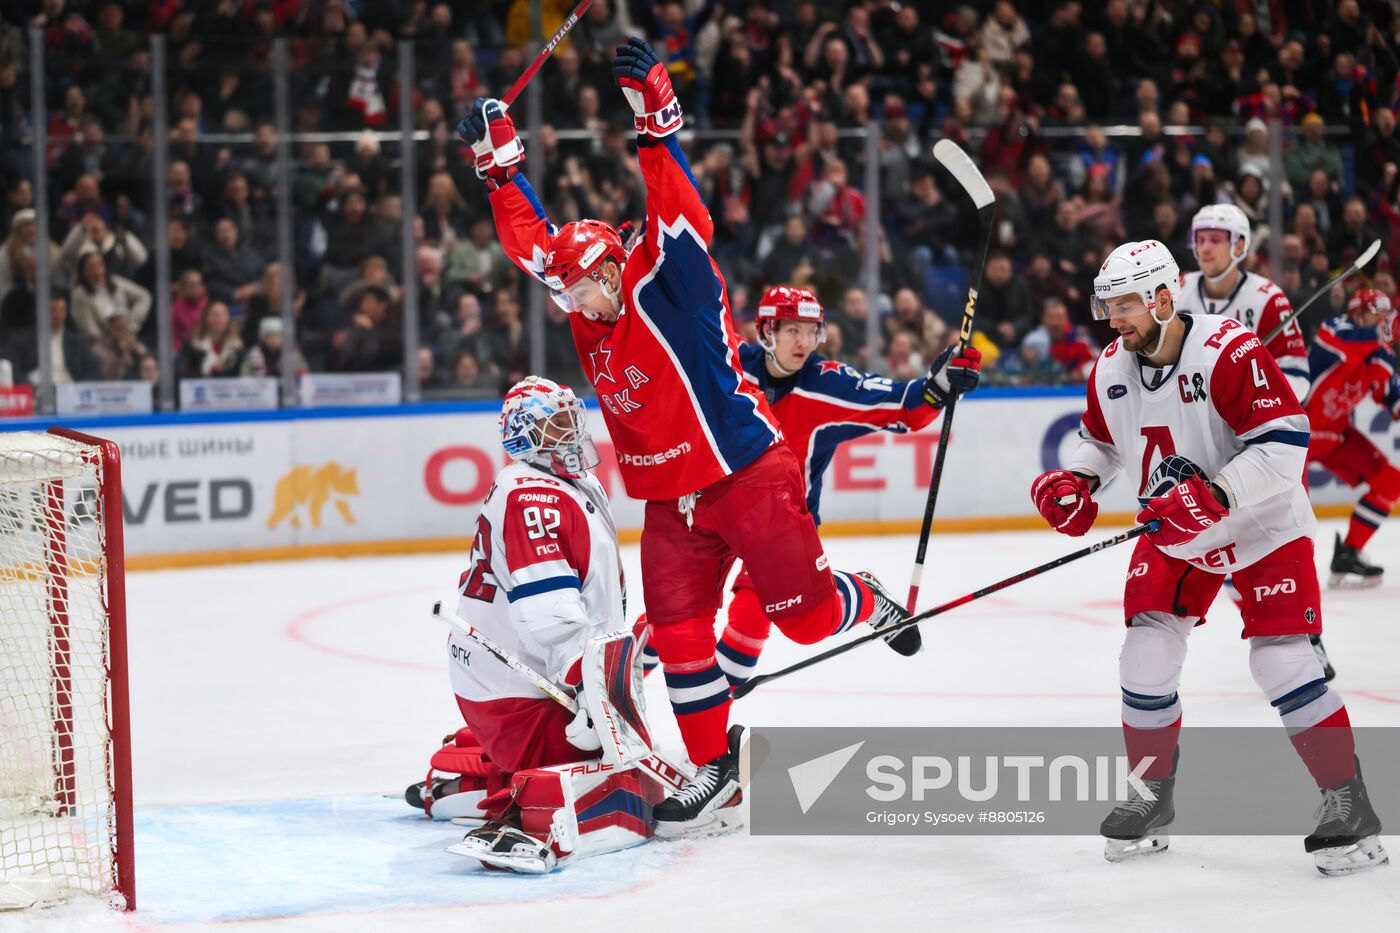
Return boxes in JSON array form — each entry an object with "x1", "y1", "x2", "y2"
[{"x1": 0, "y1": 429, "x2": 133, "y2": 911}]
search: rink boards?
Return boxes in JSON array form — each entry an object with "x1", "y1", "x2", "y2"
[{"x1": 2, "y1": 388, "x2": 1395, "y2": 565}]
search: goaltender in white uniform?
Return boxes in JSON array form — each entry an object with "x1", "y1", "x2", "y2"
[
  {"x1": 1030, "y1": 240, "x2": 1386, "y2": 876},
  {"x1": 408, "y1": 376, "x2": 671, "y2": 873}
]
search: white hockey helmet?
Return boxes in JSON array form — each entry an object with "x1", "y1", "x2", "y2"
[
  {"x1": 1091, "y1": 239, "x2": 1183, "y2": 323},
  {"x1": 500, "y1": 376, "x2": 600, "y2": 479},
  {"x1": 1189, "y1": 203, "x2": 1251, "y2": 278}
]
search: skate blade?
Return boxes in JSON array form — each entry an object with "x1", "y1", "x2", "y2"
[
  {"x1": 1328, "y1": 573, "x2": 1384, "y2": 589},
  {"x1": 1104, "y1": 832, "x2": 1169, "y2": 862},
  {"x1": 654, "y1": 790, "x2": 745, "y2": 840},
  {"x1": 1314, "y1": 836, "x2": 1389, "y2": 876},
  {"x1": 447, "y1": 839, "x2": 557, "y2": 873}
]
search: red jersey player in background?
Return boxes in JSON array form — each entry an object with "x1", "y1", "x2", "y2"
[
  {"x1": 1305, "y1": 287, "x2": 1400, "y2": 587},
  {"x1": 1031, "y1": 240, "x2": 1385, "y2": 875},
  {"x1": 459, "y1": 38, "x2": 918, "y2": 834},
  {"x1": 714, "y1": 285, "x2": 981, "y2": 686}
]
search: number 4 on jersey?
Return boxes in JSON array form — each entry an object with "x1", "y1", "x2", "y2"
[{"x1": 1250, "y1": 357, "x2": 1269, "y2": 389}]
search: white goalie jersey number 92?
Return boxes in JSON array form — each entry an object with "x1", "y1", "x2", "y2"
[{"x1": 449, "y1": 461, "x2": 625, "y2": 703}]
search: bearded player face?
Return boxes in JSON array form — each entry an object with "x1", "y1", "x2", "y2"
[{"x1": 1105, "y1": 287, "x2": 1175, "y2": 354}]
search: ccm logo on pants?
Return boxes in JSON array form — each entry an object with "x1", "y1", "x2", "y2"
[
  {"x1": 1252, "y1": 579, "x2": 1297, "y2": 600},
  {"x1": 766, "y1": 595, "x2": 804, "y2": 614}
]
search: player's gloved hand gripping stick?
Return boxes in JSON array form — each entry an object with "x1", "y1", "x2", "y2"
[
  {"x1": 905, "y1": 140, "x2": 997, "y2": 612},
  {"x1": 732, "y1": 521, "x2": 1159, "y2": 699}
]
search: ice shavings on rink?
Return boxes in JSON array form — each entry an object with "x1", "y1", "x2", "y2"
[
  {"x1": 132, "y1": 796, "x2": 692, "y2": 923},
  {"x1": 105, "y1": 523, "x2": 1400, "y2": 930}
]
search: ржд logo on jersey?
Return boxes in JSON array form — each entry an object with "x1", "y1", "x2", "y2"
[{"x1": 1252, "y1": 579, "x2": 1297, "y2": 600}]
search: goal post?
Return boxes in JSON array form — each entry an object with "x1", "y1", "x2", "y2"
[{"x1": 0, "y1": 428, "x2": 134, "y2": 911}]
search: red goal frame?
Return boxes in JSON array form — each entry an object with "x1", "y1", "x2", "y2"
[{"x1": 46, "y1": 427, "x2": 135, "y2": 911}]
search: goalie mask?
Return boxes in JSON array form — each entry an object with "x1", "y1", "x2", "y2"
[
  {"x1": 500, "y1": 376, "x2": 600, "y2": 479},
  {"x1": 1092, "y1": 239, "x2": 1182, "y2": 357}
]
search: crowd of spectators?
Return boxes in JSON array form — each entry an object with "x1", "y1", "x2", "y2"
[{"x1": 1, "y1": 0, "x2": 1398, "y2": 404}]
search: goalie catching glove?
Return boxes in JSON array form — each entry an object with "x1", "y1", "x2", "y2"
[
  {"x1": 613, "y1": 37, "x2": 683, "y2": 137},
  {"x1": 457, "y1": 97, "x2": 524, "y2": 189},
  {"x1": 922, "y1": 344, "x2": 983, "y2": 408}
]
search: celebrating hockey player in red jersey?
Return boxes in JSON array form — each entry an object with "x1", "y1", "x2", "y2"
[
  {"x1": 1030, "y1": 240, "x2": 1386, "y2": 875},
  {"x1": 1176, "y1": 203, "x2": 1311, "y2": 401},
  {"x1": 1305, "y1": 287, "x2": 1400, "y2": 587},
  {"x1": 406, "y1": 377, "x2": 668, "y2": 872},
  {"x1": 459, "y1": 38, "x2": 918, "y2": 834},
  {"x1": 713, "y1": 285, "x2": 982, "y2": 686}
]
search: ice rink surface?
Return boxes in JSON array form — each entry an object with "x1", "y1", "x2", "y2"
[{"x1": 24, "y1": 520, "x2": 1400, "y2": 931}]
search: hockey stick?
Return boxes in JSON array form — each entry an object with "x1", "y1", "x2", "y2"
[
  {"x1": 500, "y1": 0, "x2": 593, "y2": 110},
  {"x1": 905, "y1": 139, "x2": 997, "y2": 612},
  {"x1": 430, "y1": 601, "x2": 694, "y2": 791},
  {"x1": 735, "y1": 522, "x2": 1157, "y2": 699},
  {"x1": 1261, "y1": 238, "x2": 1381, "y2": 344}
]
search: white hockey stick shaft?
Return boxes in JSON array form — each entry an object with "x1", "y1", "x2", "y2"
[{"x1": 430, "y1": 602, "x2": 694, "y2": 790}]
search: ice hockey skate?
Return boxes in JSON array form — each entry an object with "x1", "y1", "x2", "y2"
[
  {"x1": 449, "y1": 823, "x2": 557, "y2": 874},
  {"x1": 1329, "y1": 533, "x2": 1384, "y2": 588},
  {"x1": 1102, "y1": 749, "x2": 1178, "y2": 862},
  {"x1": 654, "y1": 726, "x2": 745, "y2": 839},
  {"x1": 1306, "y1": 759, "x2": 1389, "y2": 877},
  {"x1": 856, "y1": 571, "x2": 923, "y2": 656}
]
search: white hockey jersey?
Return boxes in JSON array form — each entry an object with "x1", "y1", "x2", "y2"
[
  {"x1": 449, "y1": 461, "x2": 625, "y2": 703},
  {"x1": 1065, "y1": 314, "x2": 1315, "y2": 574},
  {"x1": 1176, "y1": 270, "x2": 1310, "y2": 400}
]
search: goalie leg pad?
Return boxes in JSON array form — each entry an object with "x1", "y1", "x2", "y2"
[
  {"x1": 582, "y1": 629, "x2": 657, "y2": 767},
  {"x1": 503, "y1": 762, "x2": 666, "y2": 868},
  {"x1": 410, "y1": 727, "x2": 513, "y2": 821}
]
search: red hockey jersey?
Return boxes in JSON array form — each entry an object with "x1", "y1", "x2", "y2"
[{"x1": 489, "y1": 137, "x2": 781, "y2": 501}]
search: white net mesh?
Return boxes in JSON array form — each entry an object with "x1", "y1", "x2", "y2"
[{"x1": 0, "y1": 432, "x2": 116, "y2": 908}]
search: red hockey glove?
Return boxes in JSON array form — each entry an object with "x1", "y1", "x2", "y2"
[
  {"x1": 457, "y1": 97, "x2": 524, "y2": 188},
  {"x1": 923, "y1": 344, "x2": 983, "y2": 407},
  {"x1": 1136, "y1": 473, "x2": 1229, "y2": 547},
  {"x1": 1031, "y1": 469, "x2": 1097, "y2": 537},
  {"x1": 613, "y1": 37, "x2": 683, "y2": 137}
]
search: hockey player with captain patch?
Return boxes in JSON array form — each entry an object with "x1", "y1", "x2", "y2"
[{"x1": 1031, "y1": 239, "x2": 1387, "y2": 875}]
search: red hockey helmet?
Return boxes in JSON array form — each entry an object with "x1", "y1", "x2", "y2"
[
  {"x1": 756, "y1": 285, "x2": 826, "y2": 345},
  {"x1": 1348, "y1": 287, "x2": 1396, "y2": 344},
  {"x1": 543, "y1": 221, "x2": 626, "y2": 312}
]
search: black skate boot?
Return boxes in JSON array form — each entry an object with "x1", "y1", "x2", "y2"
[
  {"x1": 654, "y1": 725, "x2": 744, "y2": 838},
  {"x1": 1309, "y1": 634, "x2": 1336, "y2": 682},
  {"x1": 1329, "y1": 533, "x2": 1384, "y2": 588},
  {"x1": 1102, "y1": 747, "x2": 1178, "y2": 862},
  {"x1": 855, "y1": 571, "x2": 922, "y2": 656},
  {"x1": 1305, "y1": 758, "x2": 1389, "y2": 876}
]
